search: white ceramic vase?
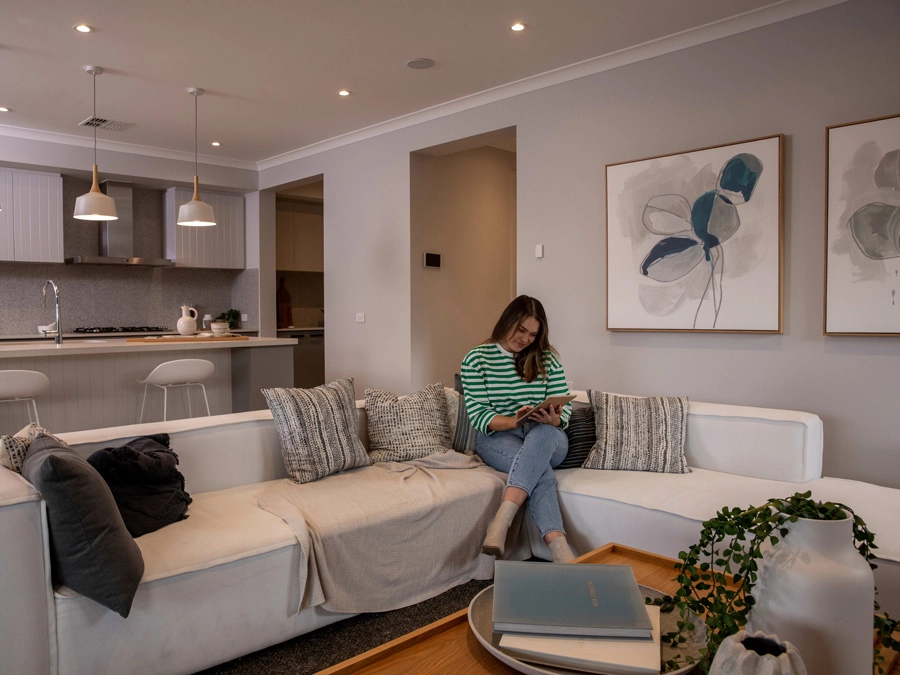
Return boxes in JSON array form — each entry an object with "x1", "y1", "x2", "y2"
[
  {"x1": 747, "y1": 515, "x2": 874, "y2": 675},
  {"x1": 709, "y1": 630, "x2": 807, "y2": 675},
  {"x1": 176, "y1": 305, "x2": 198, "y2": 336}
]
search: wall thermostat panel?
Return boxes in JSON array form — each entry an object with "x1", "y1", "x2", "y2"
[{"x1": 423, "y1": 252, "x2": 442, "y2": 268}]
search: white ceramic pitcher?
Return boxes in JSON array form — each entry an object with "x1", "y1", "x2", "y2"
[{"x1": 177, "y1": 305, "x2": 198, "y2": 336}]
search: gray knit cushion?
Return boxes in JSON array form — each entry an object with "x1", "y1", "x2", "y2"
[
  {"x1": 262, "y1": 378, "x2": 371, "y2": 484},
  {"x1": 583, "y1": 391, "x2": 690, "y2": 473},
  {"x1": 21, "y1": 434, "x2": 145, "y2": 617},
  {"x1": 365, "y1": 382, "x2": 452, "y2": 462},
  {"x1": 1, "y1": 423, "x2": 65, "y2": 474}
]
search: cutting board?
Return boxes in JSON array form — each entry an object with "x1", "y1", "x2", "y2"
[{"x1": 126, "y1": 335, "x2": 250, "y2": 343}]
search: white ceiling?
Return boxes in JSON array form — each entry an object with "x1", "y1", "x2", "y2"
[{"x1": 1, "y1": 0, "x2": 830, "y2": 168}]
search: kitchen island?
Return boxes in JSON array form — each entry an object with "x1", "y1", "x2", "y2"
[{"x1": 0, "y1": 336, "x2": 296, "y2": 434}]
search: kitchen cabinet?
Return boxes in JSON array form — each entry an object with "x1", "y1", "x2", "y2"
[
  {"x1": 164, "y1": 187, "x2": 245, "y2": 268},
  {"x1": 0, "y1": 168, "x2": 63, "y2": 263},
  {"x1": 275, "y1": 200, "x2": 323, "y2": 272}
]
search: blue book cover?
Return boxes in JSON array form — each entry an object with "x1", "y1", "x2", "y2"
[{"x1": 492, "y1": 562, "x2": 653, "y2": 638}]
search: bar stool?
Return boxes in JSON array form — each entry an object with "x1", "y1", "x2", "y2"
[
  {"x1": 138, "y1": 359, "x2": 214, "y2": 423},
  {"x1": 0, "y1": 370, "x2": 51, "y2": 426}
]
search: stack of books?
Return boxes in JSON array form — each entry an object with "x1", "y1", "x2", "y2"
[{"x1": 492, "y1": 561, "x2": 661, "y2": 675}]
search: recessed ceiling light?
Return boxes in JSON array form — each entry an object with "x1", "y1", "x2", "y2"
[
  {"x1": 211, "y1": 141, "x2": 221, "y2": 147},
  {"x1": 338, "y1": 90, "x2": 350, "y2": 96},
  {"x1": 511, "y1": 23, "x2": 526, "y2": 32},
  {"x1": 406, "y1": 58, "x2": 435, "y2": 70},
  {"x1": 0, "y1": 107, "x2": 10, "y2": 113},
  {"x1": 74, "y1": 24, "x2": 94, "y2": 33}
]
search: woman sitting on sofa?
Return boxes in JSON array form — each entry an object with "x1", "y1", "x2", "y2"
[{"x1": 460, "y1": 295, "x2": 575, "y2": 563}]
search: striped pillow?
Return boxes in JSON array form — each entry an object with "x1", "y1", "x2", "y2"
[
  {"x1": 557, "y1": 404, "x2": 596, "y2": 469},
  {"x1": 365, "y1": 383, "x2": 452, "y2": 462},
  {"x1": 262, "y1": 378, "x2": 371, "y2": 484},
  {"x1": 452, "y1": 374, "x2": 478, "y2": 454},
  {"x1": 583, "y1": 391, "x2": 690, "y2": 473}
]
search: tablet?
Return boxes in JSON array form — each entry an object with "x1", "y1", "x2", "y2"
[{"x1": 515, "y1": 394, "x2": 577, "y2": 425}]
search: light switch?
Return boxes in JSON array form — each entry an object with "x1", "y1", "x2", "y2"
[
  {"x1": 356, "y1": 313, "x2": 366, "y2": 323},
  {"x1": 535, "y1": 244, "x2": 544, "y2": 259},
  {"x1": 241, "y1": 313, "x2": 248, "y2": 322}
]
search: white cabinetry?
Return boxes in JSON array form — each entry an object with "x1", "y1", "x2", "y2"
[
  {"x1": 275, "y1": 200, "x2": 323, "y2": 272},
  {"x1": 0, "y1": 168, "x2": 63, "y2": 263},
  {"x1": 164, "y1": 187, "x2": 245, "y2": 268}
]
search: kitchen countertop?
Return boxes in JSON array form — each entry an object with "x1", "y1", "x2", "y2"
[
  {"x1": 276, "y1": 326, "x2": 324, "y2": 332},
  {"x1": 0, "y1": 336, "x2": 296, "y2": 359}
]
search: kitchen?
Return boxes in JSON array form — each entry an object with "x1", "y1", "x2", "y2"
[{"x1": 0, "y1": 172, "x2": 324, "y2": 433}]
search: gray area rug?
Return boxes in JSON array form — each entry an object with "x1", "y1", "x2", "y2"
[{"x1": 195, "y1": 578, "x2": 493, "y2": 674}]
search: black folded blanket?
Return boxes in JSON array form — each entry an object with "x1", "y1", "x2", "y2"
[{"x1": 88, "y1": 434, "x2": 192, "y2": 538}]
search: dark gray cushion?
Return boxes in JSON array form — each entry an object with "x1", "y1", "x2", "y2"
[
  {"x1": 262, "y1": 378, "x2": 371, "y2": 484},
  {"x1": 21, "y1": 434, "x2": 145, "y2": 617},
  {"x1": 557, "y1": 404, "x2": 596, "y2": 469},
  {"x1": 452, "y1": 373, "x2": 478, "y2": 454}
]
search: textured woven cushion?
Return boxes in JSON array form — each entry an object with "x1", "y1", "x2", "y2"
[
  {"x1": 557, "y1": 404, "x2": 596, "y2": 469},
  {"x1": 366, "y1": 382, "x2": 452, "y2": 462},
  {"x1": 451, "y1": 373, "x2": 478, "y2": 454},
  {"x1": 262, "y1": 378, "x2": 371, "y2": 484},
  {"x1": 583, "y1": 391, "x2": 690, "y2": 473},
  {"x1": 1, "y1": 423, "x2": 65, "y2": 473},
  {"x1": 21, "y1": 434, "x2": 145, "y2": 617}
]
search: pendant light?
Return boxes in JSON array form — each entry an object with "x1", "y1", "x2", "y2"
[
  {"x1": 177, "y1": 87, "x2": 216, "y2": 226},
  {"x1": 74, "y1": 66, "x2": 118, "y2": 221}
]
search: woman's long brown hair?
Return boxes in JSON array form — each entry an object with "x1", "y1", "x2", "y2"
[{"x1": 488, "y1": 295, "x2": 555, "y2": 383}]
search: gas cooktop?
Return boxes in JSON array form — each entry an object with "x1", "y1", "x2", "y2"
[{"x1": 73, "y1": 326, "x2": 170, "y2": 334}]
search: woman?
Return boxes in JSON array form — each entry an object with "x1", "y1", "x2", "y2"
[{"x1": 460, "y1": 295, "x2": 575, "y2": 563}]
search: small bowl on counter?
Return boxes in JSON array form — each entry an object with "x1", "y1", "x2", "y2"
[{"x1": 210, "y1": 322, "x2": 230, "y2": 336}]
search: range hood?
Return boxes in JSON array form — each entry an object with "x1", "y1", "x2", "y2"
[{"x1": 66, "y1": 181, "x2": 174, "y2": 266}]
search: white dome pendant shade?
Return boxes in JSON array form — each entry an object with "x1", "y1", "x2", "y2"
[
  {"x1": 177, "y1": 88, "x2": 216, "y2": 227},
  {"x1": 74, "y1": 66, "x2": 118, "y2": 222}
]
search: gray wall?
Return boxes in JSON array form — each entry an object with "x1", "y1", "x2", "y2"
[{"x1": 259, "y1": 0, "x2": 900, "y2": 488}]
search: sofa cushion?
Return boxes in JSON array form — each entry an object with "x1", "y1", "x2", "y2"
[
  {"x1": 263, "y1": 378, "x2": 371, "y2": 484},
  {"x1": 365, "y1": 383, "x2": 452, "y2": 462},
  {"x1": 451, "y1": 375, "x2": 478, "y2": 454},
  {"x1": 21, "y1": 434, "x2": 144, "y2": 617},
  {"x1": 557, "y1": 405, "x2": 596, "y2": 469},
  {"x1": 1, "y1": 423, "x2": 65, "y2": 474},
  {"x1": 583, "y1": 392, "x2": 689, "y2": 473}
]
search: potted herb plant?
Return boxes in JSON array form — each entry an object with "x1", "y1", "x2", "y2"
[{"x1": 648, "y1": 491, "x2": 898, "y2": 674}]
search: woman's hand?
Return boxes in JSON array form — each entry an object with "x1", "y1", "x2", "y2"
[{"x1": 529, "y1": 404, "x2": 562, "y2": 427}]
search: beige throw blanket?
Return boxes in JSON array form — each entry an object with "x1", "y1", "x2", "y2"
[{"x1": 258, "y1": 451, "x2": 507, "y2": 613}]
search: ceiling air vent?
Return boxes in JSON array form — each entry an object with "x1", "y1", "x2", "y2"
[{"x1": 79, "y1": 116, "x2": 131, "y2": 132}]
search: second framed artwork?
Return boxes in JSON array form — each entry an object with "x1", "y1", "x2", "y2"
[{"x1": 606, "y1": 135, "x2": 783, "y2": 332}]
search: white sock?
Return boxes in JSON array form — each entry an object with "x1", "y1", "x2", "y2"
[
  {"x1": 482, "y1": 500, "x2": 519, "y2": 558},
  {"x1": 548, "y1": 536, "x2": 575, "y2": 563}
]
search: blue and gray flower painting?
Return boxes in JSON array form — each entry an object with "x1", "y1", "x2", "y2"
[
  {"x1": 639, "y1": 154, "x2": 763, "y2": 328},
  {"x1": 847, "y1": 149, "x2": 900, "y2": 262}
]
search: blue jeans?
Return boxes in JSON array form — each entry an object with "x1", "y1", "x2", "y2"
[{"x1": 475, "y1": 423, "x2": 569, "y2": 538}]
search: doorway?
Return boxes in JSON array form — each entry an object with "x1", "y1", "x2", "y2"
[
  {"x1": 409, "y1": 127, "x2": 517, "y2": 389},
  {"x1": 275, "y1": 176, "x2": 325, "y2": 388}
]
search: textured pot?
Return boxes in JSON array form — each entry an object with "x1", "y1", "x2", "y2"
[
  {"x1": 709, "y1": 630, "x2": 806, "y2": 675},
  {"x1": 747, "y1": 515, "x2": 874, "y2": 675}
]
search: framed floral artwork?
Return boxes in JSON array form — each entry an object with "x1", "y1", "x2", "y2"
[
  {"x1": 825, "y1": 112, "x2": 900, "y2": 336},
  {"x1": 606, "y1": 135, "x2": 783, "y2": 332}
]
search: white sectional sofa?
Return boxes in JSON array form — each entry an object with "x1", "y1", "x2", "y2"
[{"x1": 1, "y1": 392, "x2": 898, "y2": 675}]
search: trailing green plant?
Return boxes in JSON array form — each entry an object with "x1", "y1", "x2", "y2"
[{"x1": 645, "y1": 491, "x2": 898, "y2": 674}]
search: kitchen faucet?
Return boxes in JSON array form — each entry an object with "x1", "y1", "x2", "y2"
[{"x1": 41, "y1": 280, "x2": 62, "y2": 346}]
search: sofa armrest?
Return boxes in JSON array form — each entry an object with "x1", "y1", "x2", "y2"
[
  {"x1": 685, "y1": 401, "x2": 823, "y2": 482},
  {"x1": 0, "y1": 467, "x2": 53, "y2": 675}
]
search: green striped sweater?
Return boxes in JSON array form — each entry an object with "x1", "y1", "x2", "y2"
[{"x1": 460, "y1": 342, "x2": 572, "y2": 435}]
